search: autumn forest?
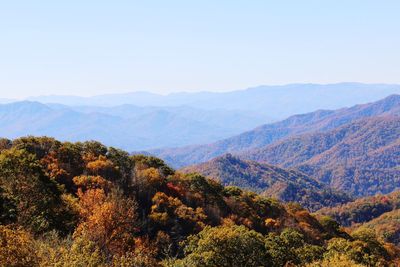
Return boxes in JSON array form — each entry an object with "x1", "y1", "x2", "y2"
[{"x1": 1, "y1": 135, "x2": 399, "y2": 266}]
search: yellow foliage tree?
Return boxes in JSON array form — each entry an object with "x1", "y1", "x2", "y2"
[
  {"x1": 0, "y1": 225, "x2": 38, "y2": 267},
  {"x1": 74, "y1": 188, "x2": 138, "y2": 256}
]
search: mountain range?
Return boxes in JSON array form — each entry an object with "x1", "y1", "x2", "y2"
[
  {"x1": 154, "y1": 94, "x2": 400, "y2": 202},
  {"x1": 3, "y1": 88, "x2": 398, "y2": 201},
  {"x1": 153, "y1": 94, "x2": 400, "y2": 169},
  {"x1": 5, "y1": 83, "x2": 399, "y2": 153},
  {"x1": 27, "y1": 83, "x2": 400, "y2": 119},
  {"x1": 0, "y1": 101, "x2": 266, "y2": 150}
]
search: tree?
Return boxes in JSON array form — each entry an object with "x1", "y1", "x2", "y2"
[
  {"x1": 81, "y1": 141, "x2": 108, "y2": 159},
  {"x1": 265, "y1": 228, "x2": 303, "y2": 266},
  {"x1": 264, "y1": 228, "x2": 325, "y2": 266},
  {"x1": 305, "y1": 254, "x2": 364, "y2": 267},
  {"x1": 74, "y1": 188, "x2": 138, "y2": 256},
  {"x1": 106, "y1": 147, "x2": 133, "y2": 190},
  {"x1": 132, "y1": 155, "x2": 174, "y2": 177},
  {"x1": 176, "y1": 224, "x2": 271, "y2": 267},
  {"x1": 59, "y1": 236, "x2": 107, "y2": 267},
  {"x1": 0, "y1": 138, "x2": 12, "y2": 151},
  {"x1": 12, "y1": 136, "x2": 60, "y2": 160},
  {"x1": 325, "y1": 236, "x2": 389, "y2": 267},
  {"x1": 149, "y1": 192, "x2": 206, "y2": 237},
  {"x1": 0, "y1": 186, "x2": 16, "y2": 224},
  {"x1": 0, "y1": 225, "x2": 38, "y2": 266},
  {"x1": 86, "y1": 155, "x2": 118, "y2": 180},
  {"x1": 0, "y1": 148, "x2": 76, "y2": 234}
]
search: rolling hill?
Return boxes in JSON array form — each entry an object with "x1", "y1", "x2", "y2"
[
  {"x1": 152, "y1": 94, "x2": 400, "y2": 168},
  {"x1": 181, "y1": 154, "x2": 351, "y2": 211}
]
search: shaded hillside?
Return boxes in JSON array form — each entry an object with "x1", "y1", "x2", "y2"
[
  {"x1": 316, "y1": 191, "x2": 400, "y2": 227},
  {"x1": 243, "y1": 116, "x2": 400, "y2": 196},
  {"x1": 0, "y1": 101, "x2": 266, "y2": 150},
  {"x1": 3, "y1": 137, "x2": 397, "y2": 266},
  {"x1": 355, "y1": 209, "x2": 400, "y2": 247},
  {"x1": 181, "y1": 154, "x2": 351, "y2": 211},
  {"x1": 152, "y1": 94, "x2": 400, "y2": 168}
]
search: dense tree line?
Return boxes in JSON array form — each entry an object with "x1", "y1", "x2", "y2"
[{"x1": 0, "y1": 137, "x2": 398, "y2": 266}]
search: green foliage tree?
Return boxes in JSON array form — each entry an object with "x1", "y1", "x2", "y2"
[
  {"x1": 265, "y1": 228, "x2": 324, "y2": 266},
  {"x1": 325, "y1": 234, "x2": 389, "y2": 267},
  {"x1": 305, "y1": 254, "x2": 365, "y2": 267},
  {"x1": 0, "y1": 148, "x2": 76, "y2": 234},
  {"x1": 176, "y1": 224, "x2": 271, "y2": 267}
]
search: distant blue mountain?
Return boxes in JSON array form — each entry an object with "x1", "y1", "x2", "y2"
[
  {"x1": 0, "y1": 98, "x2": 17, "y2": 104},
  {"x1": 28, "y1": 83, "x2": 400, "y2": 119},
  {"x1": 6, "y1": 83, "x2": 400, "y2": 152},
  {"x1": 0, "y1": 101, "x2": 267, "y2": 150}
]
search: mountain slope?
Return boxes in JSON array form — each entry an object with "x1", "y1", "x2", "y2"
[
  {"x1": 242, "y1": 116, "x2": 400, "y2": 196},
  {"x1": 181, "y1": 154, "x2": 351, "y2": 211},
  {"x1": 152, "y1": 94, "x2": 400, "y2": 168}
]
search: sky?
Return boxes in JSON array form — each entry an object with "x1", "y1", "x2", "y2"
[{"x1": 0, "y1": 0, "x2": 399, "y2": 98}]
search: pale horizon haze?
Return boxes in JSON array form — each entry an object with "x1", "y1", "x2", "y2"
[{"x1": 1, "y1": 1, "x2": 400, "y2": 98}]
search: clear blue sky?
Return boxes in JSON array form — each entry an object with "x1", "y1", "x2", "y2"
[{"x1": 1, "y1": 0, "x2": 399, "y2": 98}]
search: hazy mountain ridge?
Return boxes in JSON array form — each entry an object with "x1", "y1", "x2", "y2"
[
  {"x1": 0, "y1": 101, "x2": 267, "y2": 150},
  {"x1": 152, "y1": 94, "x2": 400, "y2": 168},
  {"x1": 28, "y1": 83, "x2": 400, "y2": 118},
  {"x1": 181, "y1": 154, "x2": 351, "y2": 211}
]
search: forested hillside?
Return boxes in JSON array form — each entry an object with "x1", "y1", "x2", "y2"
[
  {"x1": 354, "y1": 209, "x2": 400, "y2": 247},
  {"x1": 317, "y1": 191, "x2": 400, "y2": 248},
  {"x1": 181, "y1": 154, "x2": 351, "y2": 211},
  {"x1": 1, "y1": 137, "x2": 398, "y2": 266},
  {"x1": 242, "y1": 116, "x2": 400, "y2": 196},
  {"x1": 317, "y1": 191, "x2": 400, "y2": 227},
  {"x1": 152, "y1": 94, "x2": 400, "y2": 168}
]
